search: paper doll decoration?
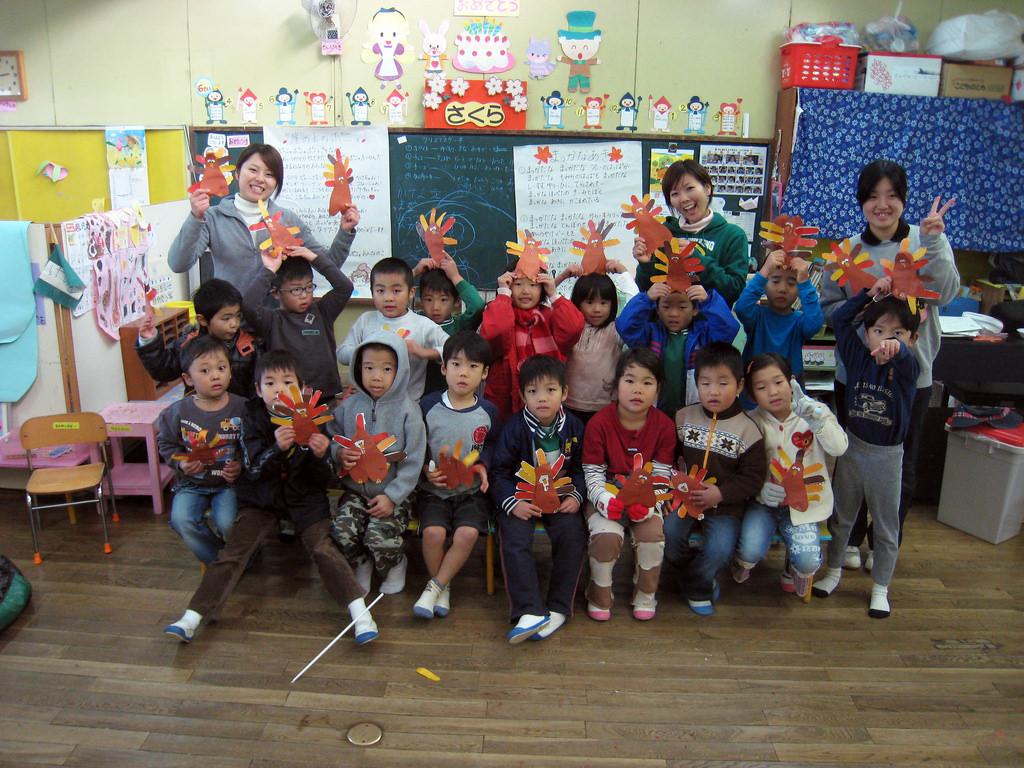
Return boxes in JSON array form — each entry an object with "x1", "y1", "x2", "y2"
[
  {"x1": 684, "y1": 96, "x2": 710, "y2": 134},
  {"x1": 304, "y1": 91, "x2": 332, "y2": 125},
  {"x1": 603, "y1": 453, "x2": 671, "y2": 521},
  {"x1": 346, "y1": 87, "x2": 374, "y2": 125},
  {"x1": 669, "y1": 465, "x2": 717, "y2": 520},
  {"x1": 577, "y1": 93, "x2": 610, "y2": 129},
  {"x1": 881, "y1": 238, "x2": 940, "y2": 314},
  {"x1": 138, "y1": 276, "x2": 157, "y2": 316},
  {"x1": 557, "y1": 11, "x2": 602, "y2": 94},
  {"x1": 453, "y1": 18, "x2": 514, "y2": 74},
  {"x1": 383, "y1": 88, "x2": 409, "y2": 125},
  {"x1": 822, "y1": 239, "x2": 877, "y2": 293},
  {"x1": 714, "y1": 98, "x2": 743, "y2": 136},
  {"x1": 236, "y1": 87, "x2": 261, "y2": 124},
  {"x1": 540, "y1": 90, "x2": 566, "y2": 129},
  {"x1": 506, "y1": 230, "x2": 551, "y2": 280},
  {"x1": 417, "y1": 209, "x2": 458, "y2": 264},
  {"x1": 650, "y1": 238, "x2": 705, "y2": 293},
  {"x1": 203, "y1": 87, "x2": 229, "y2": 125},
  {"x1": 621, "y1": 193, "x2": 672, "y2": 255},
  {"x1": 433, "y1": 440, "x2": 480, "y2": 490},
  {"x1": 249, "y1": 199, "x2": 304, "y2": 260},
  {"x1": 188, "y1": 149, "x2": 235, "y2": 196},
  {"x1": 613, "y1": 92, "x2": 641, "y2": 132},
  {"x1": 570, "y1": 219, "x2": 620, "y2": 275},
  {"x1": 649, "y1": 96, "x2": 675, "y2": 132},
  {"x1": 419, "y1": 19, "x2": 450, "y2": 75},
  {"x1": 171, "y1": 429, "x2": 229, "y2": 467},
  {"x1": 362, "y1": 7, "x2": 412, "y2": 84},
  {"x1": 514, "y1": 449, "x2": 575, "y2": 513},
  {"x1": 323, "y1": 150, "x2": 354, "y2": 216},
  {"x1": 769, "y1": 431, "x2": 825, "y2": 513},
  {"x1": 526, "y1": 38, "x2": 557, "y2": 79},
  {"x1": 270, "y1": 385, "x2": 333, "y2": 446},
  {"x1": 272, "y1": 88, "x2": 300, "y2": 125},
  {"x1": 759, "y1": 214, "x2": 819, "y2": 264},
  {"x1": 333, "y1": 413, "x2": 407, "y2": 483}
]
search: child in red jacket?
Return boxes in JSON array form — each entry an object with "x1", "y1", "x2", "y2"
[{"x1": 480, "y1": 268, "x2": 584, "y2": 422}]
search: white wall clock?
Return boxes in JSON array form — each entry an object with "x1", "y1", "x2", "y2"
[{"x1": 0, "y1": 51, "x2": 27, "y2": 101}]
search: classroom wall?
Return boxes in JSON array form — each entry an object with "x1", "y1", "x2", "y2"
[{"x1": 3, "y1": 0, "x2": 1022, "y2": 139}]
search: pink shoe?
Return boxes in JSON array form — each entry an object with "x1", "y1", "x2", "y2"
[
  {"x1": 587, "y1": 602, "x2": 611, "y2": 621},
  {"x1": 632, "y1": 608, "x2": 656, "y2": 621},
  {"x1": 780, "y1": 569, "x2": 796, "y2": 593}
]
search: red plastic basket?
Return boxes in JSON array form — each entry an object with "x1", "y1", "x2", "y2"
[{"x1": 780, "y1": 36, "x2": 860, "y2": 90}]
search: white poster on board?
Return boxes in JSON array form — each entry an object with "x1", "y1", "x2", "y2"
[{"x1": 263, "y1": 125, "x2": 391, "y2": 298}]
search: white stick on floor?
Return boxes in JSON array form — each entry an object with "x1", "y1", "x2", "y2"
[{"x1": 291, "y1": 593, "x2": 384, "y2": 684}]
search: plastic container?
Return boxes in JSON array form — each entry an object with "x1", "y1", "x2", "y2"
[
  {"x1": 938, "y1": 421, "x2": 1024, "y2": 543},
  {"x1": 780, "y1": 37, "x2": 861, "y2": 90}
]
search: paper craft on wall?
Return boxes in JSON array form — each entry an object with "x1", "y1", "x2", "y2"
[
  {"x1": 650, "y1": 238, "x2": 705, "y2": 293},
  {"x1": 506, "y1": 230, "x2": 551, "y2": 279},
  {"x1": 249, "y1": 199, "x2": 303, "y2": 259},
  {"x1": 822, "y1": 238, "x2": 877, "y2": 293},
  {"x1": 423, "y1": 76, "x2": 527, "y2": 129},
  {"x1": 770, "y1": 432, "x2": 825, "y2": 513},
  {"x1": 346, "y1": 87, "x2": 374, "y2": 125},
  {"x1": 556, "y1": 11, "x2": 602, "y2": 94},
  {"x1": 613, "y1": 92, "x2": 641, "y2": 132},
  {"x1": 105, "y1": 126, "x2": 150, "y2": 209},
  {"x1": 171, "y1": 429, "x2": 228, "y2": 466},
  {"x1": 304, "y1": 91, "x2": 332, "y2": 125},
  {"x1": 570, "y1": 219, "x2": 619, "y2": 274},
  {"x1": 882, "y1": 238, "x2": 941, "y2": 313},
  {"x1": 759, "y1": 214, "x2": 819, "y2": 264},
  {"x1": 525, "y1": 38, "x2": 556, "y2": 79},
  {"x1": 714, "y1": 98, "x2": 744, "y2": 136},
  {"x1": 201, "y1": 86, "x2": 229, "y2": 125},
  {"x1": 452, "y1": 17, "x2": 514, "y2": 74},
  {"x1": 577, "y1": 93, "x2": 609, "y2": 129},
  {"x1": 621, "y1": 193, "x2": 672, "y2": 254},
  {"x1": 270, "y1": 385, "x2": 333, "y2": 446},
  {"x1": 333, "y1": 413, "x2": 406, "y2": 483},
  {"x1": 540, "y1": 90, "x2": 567, "y2": 129},
  {"x1": 37, "y1": 161, "x2": 68, "y2": 182},
  {"x1": 684, "y1": 96, "x2": 710, "y2": 134},
  {"x1": 237, "y1": 88, "x2": 261, "y2": 124},
  {"x1": 514, "y1": 448, "x2": 575, "y2": 513},
  {"x1": 272, "y1": 88, "x2": 300, "y2": 125},
  {"x1": 323, "y1": 149, "x2": 354, "y2": 216},
  {"x1": 417, "y1": 209, "x2": 458, "y2": 264},
  {"x1": 362, "y1": 7, "x2": 412, "y2": 84},
  {"x1": 603, "y1": 453, "x2": 671, "y2": 521},
  {"x1": 649, "y1": 96, "x2": 675, "y2": 133},
  {"x1": 188, "y1": 148, "x2": 235, "y2": 196},
  {"x1": 382, "y1": 88, "x2": 409, "y2": 125},
  {"x1": 669, "y1": 464, "x2": 716, "y2": 520},
  {"x1": 419, "y1": 19, "x2": 450, "y2": 75},
  {"x1": 432, "y1": 440, "x2": 480, "y2": 490}
]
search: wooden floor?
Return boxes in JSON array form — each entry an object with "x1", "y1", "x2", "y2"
[{"x1": 1, "y1": 489, "x2": 1023, "y2": 768}]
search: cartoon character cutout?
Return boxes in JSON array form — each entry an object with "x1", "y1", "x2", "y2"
[
  {"x1": 272, "y1": 88, "x2": 300, "y2": 125},
  {"x1": 323, "y1": 149, "x2": 354, "y2": 216},
  {"x1": 603, "y1": 453, "x2": 671, "y2": 521},
  {"x1": 822, "y1": 238, "x2": 877, "y2": 293},
  {"x1": 188, "y1": 148, "x2": 235, "y2": 196},
  {"x1": 304, "y1": 91, "x2": 332, "y2": 125},
  {"x1": 383, "y1": 88, "x2": 409, "y2": 125},
  {"x1": 684, "y1": 96, "x2": 710, "y2": 134},
  {"x1": 715, "y1": 98, "x2": 743, "y2": 136},
  {"x1": 525, "y1": 38, "x2": 557, "y2": 79},
  {"x1": 269, "y1": 385, "x2": 333, "y2": 446},
  {"x1": 346, "y1": 87, "x2": 374, "y2": 125},
  {"x1": 651, "y1": 238, "x2": 706, "y2": 293},
  {"x1": 578, "y1": 93, "x2": 609, "y2": 129},
  {"x1": 237, "y1": 88, "x2": 261, "y2": 124},
  {"x1": 649, "y1": 95, "x2": 674, "y2": 132},
  {"x1": 614, "y1": 92, "x2": 641, "y2": 132},
  {"x1": 514, "y1": 449, "x2": 575, "y2": 513},
  {"x1": 557, "y1": 10, "x2": 601, "y2": 94},
  {"x1": 417, "y1": 209, "x2": 458, "y2": 264},
  {"x1": 570, "y1": 219, "x2": 620, "y2": 274},
  {"x1": 881, "y1": 238, "x2": 940, "y2": 314},
  {"x1": 419, "y1": 19, "x2": 449, "y2": 75},
  {"x1": 769, "y1": 431, "x2": 825, "y2": 513},
  {"x1": 759, "y1": 214, "x2": 819, "y2": 265},
  {"x1": 506, "y1": 230, "x2": 551, "y2": 280},
  {"x1": 333, "y1": 413, "x2": 407, "y2": 483},
  {"x1": 362, "y1": 7, "x2": 412, "y2": 84},
  {"x1": 621, "y1": 193, "x2": 672, "y2": 254},
  {"x1": 540, "y1": 90, "x2": 566, "y2": 129},
  {"x1": 203, "y1": 87, "x2": 228, "y2": 125},
  {"x1": 249, "y1": 199, "x2": 303, "y2": 260},
  {"x1": 669, "y1": 465, "x2": 717, "y2": 520}
]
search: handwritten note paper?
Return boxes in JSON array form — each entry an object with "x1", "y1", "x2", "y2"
[{"x1": 263, "y1": 125, "x2": 391, "y2": 298}]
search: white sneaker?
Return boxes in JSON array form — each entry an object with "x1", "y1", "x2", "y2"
[
  {"x1": 413, "y1": 579, "x2": 442, "y2": 619},
  {"x1": 864, "y1": 550, "x2": 874, "y2": 572},
  {"x1": 380, "y1": 554, "x2": 407, "y2": 595},
  {"x1": 353, "y1": 612, "x2": 379, "y2": 645},
  {"x1": 843, "y1": 546, "x2": 862, "y2": 570},
  {"x1": 433, "y1": 584, "x2": 451, "y2": 618},
  {"x1": 355, "y1": 560, "x2": 373, "y2": 594}
]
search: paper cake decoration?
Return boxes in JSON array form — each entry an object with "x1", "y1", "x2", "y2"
[
  {"x1": 453, "y1": 18, "x2": 515, "y2": 74},
  {"x1": 881, "y1": 238, "x2": 940, "y2": 313},
  {"x1": 332, "y1": 413, "x2": 407, "y2": 484},
  {"x1": 433, "y1": 440, "x2": 480, "y2": 490},
  {"x1": 171, "y1": 429, "x2": 229, "y2": 467},
  {"x1": 769, "y1": 431, "x2": 825, "y2": 513},
  {"x1": 603, "y1": 453, "x2": 671, "y2": 521},
  {"x1": 270, "y1": 385, "x2": 333, "y2": 446},
  {"x1": 417, "y1": 209, "x2": 458, "y2": 264},
  {"x1": 514, "y1": 449, "x2": 575, "y2": 513},
  {"x1": 650, "y1": 238, "x2": 705, "y2": 293},
  {"x1": 822, "y1": 238, "x2": 876, "y2": 293},
  {"x1": 621, "y1": 193, "x2": 672, "y2": 255},
  {"x1": 188, "y1": 149, "x2": 235, "y2": 196},
  {"x1": 669, "y1": 464, "x2": 717, "y2": 520},
  {"x1": 759, "y1": 214, "x2": 819, "y2": 264},
  {"x1": 506, "y1": 230, "x2": 551, "y2": 280},
  {"x1": 249, "y1": 199, "x2": 304, "y2": 259},
  {"x1": 570, "y1": 219, "x2": 620, "y2": 274},
  {"x1": 324, "y1": 150, "x2": 355, "y2": 216}
]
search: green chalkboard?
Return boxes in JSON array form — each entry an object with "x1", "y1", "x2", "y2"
[{"x1": 190, "y1": 128, "x2": 264, "y2": 202}]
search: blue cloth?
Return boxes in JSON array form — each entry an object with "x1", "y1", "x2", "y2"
[
  {"x1": 0, "y1": 222, "x2": 37, "y2": 401},
  {"x1": 733, "y1": 273, "x2": 823, "y2": 375},
  {"x1": 783, "y1": 89, "x2": 1024, "y2": 252}
]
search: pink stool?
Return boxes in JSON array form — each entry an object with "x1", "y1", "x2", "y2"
[{"x1": 99, "y1": 401, "x2": 175, "y2": 516}]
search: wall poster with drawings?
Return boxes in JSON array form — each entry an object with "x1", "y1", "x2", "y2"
[{"x1": 697, "y1": 143, "x2": 768, "y2": 248}]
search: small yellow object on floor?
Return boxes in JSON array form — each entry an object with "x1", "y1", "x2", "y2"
[{"x1": 416, "y1": 667, "x2": 440, "y2": 682}]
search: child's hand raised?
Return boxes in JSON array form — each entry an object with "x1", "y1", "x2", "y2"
[
  {"x1": 189, "y1": 189, "x2": 210, "y2": 220},
  {"x1": 632, "y1": 236, "x2": 651, "y2": 263},
  {"x1": 789, "y1": 256, "x2": 811, "y2": 281},
  {"x1": 406, "y1": 338, "x2": 439, "y2": 360},
  {"x1": 536, "y1": 271, "x2": 557, "y2": 298},
  {"x1": 367, "y1": 494, "x2": 395, "y2": 518},
  {"x1": 511, "y1": 500, "x2": 542, "y2": 520},
  {"x1": 438, "y1": 254, "x2": 463, "y2": 283},
  {"x1": 870, "y1": 275, "x2": 892, "y2": 297},
  {"x1": 686, "y1": 284, "x2": 708, "y2": 304},
  {"x1": 759, "y1": 249, "x2": 786, "y2": 277},
  {"x1": 555, "y1": 263, "x2": 582, "y2": 285},
  {"x1": 341, "y1": 205, "x2": 360, "y2": 232},
  {"x1": 412, "y1": 257, "x2": 436, "y2": 277},
  {"x1": 261, "y1": 248, "x2": 284, "y2": 273},
  {"x1": 605, "y1": 259, "x2": 627, "y2": 274},
  {"x1": 285, "y1": 246, "x2": 317, "y2": 262},
  {"x1": 496, "y1": 271, "x2": 514, "y2": 291},
  {"x1": 221, "y1": 459, "x2": 241, "y2": 484},
  {"x1": 139, "y1": 313, "x2": 158, "y2": 341},
  {"x1": 307, "y1": 432, "x2": 329, "y2": 458},
  {"x1": 275, "y1": 425, "x2": 296, "y2": 452},
  {"x1": 871, "y1": 339, "x2": 901, "y2": 364},
  {"x1": 647, "y1": 282, "x2": 670, "y2": 301}
]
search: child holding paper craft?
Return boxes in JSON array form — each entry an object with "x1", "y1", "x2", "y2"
[
  {"x1": 337, "y1": 258, "x2": 449, "y2": 402},
  {"x1": 489, "y1": 356, "x2": 585, "y2": 642},
  {"x1": 137, "y1": 278, "x2": 259, "y2": 397},
  {"x1": 242, "y1": 244, "x2": 353, "y2": 400},
  {"x1": 733, "y1": 250, "x2": 823, "y2": 378},
  {"x1": 811, "y1": 286, "x2": 920, "y2": 619},
  {"x1": 164, "y1": 350, "x2": 373, "y2": 645},
  {"x1": 581, "y1": 348, "x2": 676, "y2": 622},
  {"x1": 733, "y1": 353, "x2": 847, "y2": 598},
  {"x1": 819, "y1": 160, "x2": 959, "y2": 571},
  {"x1": 415, "y1": 332, "x2": 500, "y2": 619},
  {"x1": 169, "y1": 143, "x2": 361, "y2": 290},
  {"x1": 665, "y1": 343, "x2": 766, "y2": 616},
  {"x1": 632, "y1": 160, "x2": 749, "y2": 305},
  {"x1": 156, "y1": 336, "x2": 247, "y2": 565},
  {"x1": 330, "y1": 334, "x2": 426, "y2": 597}
]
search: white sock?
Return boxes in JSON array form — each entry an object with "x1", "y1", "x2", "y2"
[
  {"x1": 176, "y1": 609, "x2": 201, "y2": 630},
  {"x1": 812, "y1": 567, "x2": 842, "y2": 596},
  {"x1": 536, "y1": 611, "x2": 565, "y2": 638},
  {"x1": 347, "y1": 597, "x2": 367, "y2": 622},
  {"x1": 869, "y1": 583, "x2": 890, "y2": 618}
]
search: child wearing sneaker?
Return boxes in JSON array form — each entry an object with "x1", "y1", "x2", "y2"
[
  {"x1": 733, "y1": 353, "x2": 847, "y2": 598},
  {"x1": 665, "y1": 343, "x2": 766, "y2": 616},
  {"x1": 489, "y1": 356, "x2": 586, "y2": 643},
  {"x1": 415, "y1": 331, "x2": 500, "y2": 619},
  {"x1": 164, "y1": 350, "x2": 373, "y2": 645},
  {"x1": 812, "y1": 282, "x2": 920, "y2": 618},
  {"x1": 330, "y1": 333, "x2": 426, "y2": 597},
  {"x1": 582, "y1": 348, "x2": 676, "y2": 622}
]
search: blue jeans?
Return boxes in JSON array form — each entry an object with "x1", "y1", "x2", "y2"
[
  {"x1": 169, "y1": 486, "x2": 238, "y2": 564},
  {"x1": 737, "y1": 502, "x2": 822, "y2": 575},
  {"x1": 664, "y1": 512, "x2": 740, "y2": 601}
]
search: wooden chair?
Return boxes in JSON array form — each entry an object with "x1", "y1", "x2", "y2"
[{"x1": 21, "y1": 412, "x2": 118, "y2": 564}]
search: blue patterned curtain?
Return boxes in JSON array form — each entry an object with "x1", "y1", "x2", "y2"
[{"x1": 782, "y1": 88, "x2": 1024, "y2": 252}]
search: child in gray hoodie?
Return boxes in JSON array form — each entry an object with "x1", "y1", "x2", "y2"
[{"x1": 330, "y1": 333, "x2": 426, "y2": 596}]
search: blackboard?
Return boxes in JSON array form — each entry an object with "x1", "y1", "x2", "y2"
[{"x1": 191, "y1": 128, "x2": 265, "y2": 202}]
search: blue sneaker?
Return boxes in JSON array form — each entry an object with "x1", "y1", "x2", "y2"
[
  {"x1": 688, "y1": 581, "x2": 721, "y2": 617},
  {"x1": 354, "y1": 614, "x2": 379, "y2": 645},
  {"x1": 506, "y1": 614, "x2": 549, "y2": 644},
  {"x1": 164, "y1": 623, "x2": 193, "y2": 643}
]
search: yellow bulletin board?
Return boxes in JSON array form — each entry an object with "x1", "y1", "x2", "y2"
[{"x1": 0, "y1": 128, "x2": 188, "y2": 222}]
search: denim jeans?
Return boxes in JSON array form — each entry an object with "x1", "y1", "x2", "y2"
[
  {"x1": 664, "y1": 512, "x2": 740, "y2": 601},
  {"x1": 737, "y1": 502, "x2": 822, "y2": 575},
  {"x1": 169, "y1": 486, "x2": 238, "y2": 564}
]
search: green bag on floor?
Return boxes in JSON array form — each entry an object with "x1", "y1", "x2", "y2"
[{"x1": 0, "y1": 555, "x2": 31, "y2": 632}]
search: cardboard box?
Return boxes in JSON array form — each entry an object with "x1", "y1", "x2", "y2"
[
  {"x1": 857, "y1": 52, "x2": 941, "y2": 96},
  {"x1": 940, "y1": 62, "x2": 1013, "y2": 99}
]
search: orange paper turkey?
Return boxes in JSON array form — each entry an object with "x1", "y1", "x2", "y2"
[
  {"x1": 323, "y1": 149, "x2": 354, "y2": 216},
  {"x1": 881, "y1": 238, "x2": 940, "y2": 314},
  {"x1": 514, "y1": 449, "x2": 575, "y2": 513},
  {"x1": 188, "y1": 150, "x2": 235, "y2": 196},
  {"x1": 505, "y1": 230, "x2": 552, "y2": 280},
  {"x1": 249, "y1": 199, "x2": 304, "y2": 260},
  {"x1": 769, "y1": 431, "x2": 825, "y2": 512},
  {"x1": 621, "y1": 193, "x2": 672, "y2": 254},
  {"x1": 822, "y1": 239, "x2": 877, "y2": 293},
  {"x1": 417, "y1": 209, "x2": 459, "y2": 265},
  {"x1": 333, "y1": 413, "x2": 407, "y2": 484},
  {"x1": 759, "y1": 214, "x2": 819, "y2": 263},
  {"x1": 570, "y1": 219, "x2": 620, "y2": 274},
  {"x1": 650, "y1": 238, "x2": 705, "y2": 293},
  {"x1": 602, "y1": 453, "x2": 671, "y2": 520},
  {"x1": 170, "y1": 429, "x2": 229, "y2": 467},
  {"x1": 669, "y1": 464, "x2": 717, "y2": 520},
  {"x1": 435, "y1": 440, "x2": 480, "y2": 490},
  {"x1": 269, "y1": 385, "x2": 332, "y2": 446}
]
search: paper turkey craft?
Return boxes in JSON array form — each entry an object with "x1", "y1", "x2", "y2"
[
  {"x1": 506, "y1": 230, "x2": 552, "y2": 280},
  {"x1": 881, "y1": 238, "x2": 940, "y2": 313},
  {"x1": 668, "y1": 464, "x2": 717, "y2": 520},
  {"x1": 821, "y1": 238, "x2": 877, "y2": 293},
  {"x1": 323, "y1": 149, "x2": 354, "y2": 216},
  {"x1": 650, "y1": 238, "x2": 705, "y2": 293},
  {"x1": 332, "y1": 413, "x2": 407, "y2": 484},
  {"x1": 769, "y1": 431, "x2": 825, "y2": 513},
  {"x1": 188, "y1": 149, "x2": 235, "y2": 196},
  {"x1": 603, "y1": 453, "x2": 671, "y2": 520},
  {"x1": 417, "y1": 209, "x2": 458, "y2": 265},
  {"x1": 570, "y1": 219, "x2": 620, "y2": 275},
  {"x1": 249, "y1": 199, "x2": 304, "y2": 259},
  {"x1": 270, "y1": 385, "x2": 333, "y2": 446},
  {"x1": 759, "y1": 214, "x2": 819, "y2": 264},
  {"x1": 621, "y1": 193, "x2": 672, "y2": 254},
  {"x1": 514, "y1": 449, "x2": 575, "y2": 513},
  {"x1": 171, "y1": 429, "x2": 229, "y2": 467},
  {"x1": 432, "y1": 440, "x2": 481, "y2": 490}
]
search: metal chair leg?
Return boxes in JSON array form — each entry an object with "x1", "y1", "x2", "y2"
[
  {"x1": 97, "y1": 487, "x2": 112, "y2": 555},
  {"x1": 25, "y1": 492, "x2": 42, "y2": 565},
  {"x1": 105, "y1": 473, "x2": 121, "y2": 523}
]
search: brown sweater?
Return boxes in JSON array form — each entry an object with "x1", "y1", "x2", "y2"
[{"x1": 676, "y1": 401, "x2": 766, "y2": 518}]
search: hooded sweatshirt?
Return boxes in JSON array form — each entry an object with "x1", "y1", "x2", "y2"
[{"x1": 329, "y1": 332, "x2": 427, "y2": 506}]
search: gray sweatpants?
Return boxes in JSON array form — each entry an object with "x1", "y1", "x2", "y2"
[{"x1": 827, "y1": 431, "x2": 903, "y2": 587}]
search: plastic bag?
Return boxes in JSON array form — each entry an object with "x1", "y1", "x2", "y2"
[
  {"x1": 927, "y1": 11, "x2": 1024, "y2": 61},
  {"x1": 864, "y1": 13, "x2": 918, "y2": 52},
  {"x1": 786, "y1": 21, "x2": 860, "y2": 46}
]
